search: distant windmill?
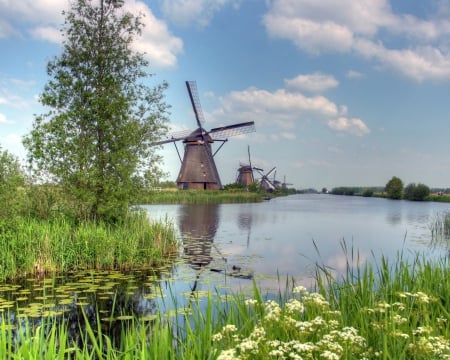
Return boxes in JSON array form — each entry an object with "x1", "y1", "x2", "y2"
[
  {"x1": 255, "y1": 167, "x2": 277, "y2": 192},
  {"x1": 281, "y1": 175, "x2": 293, "y2": 189},
  {"x1": 154, "y1": 81, "x2": 255, "y2": 190},
  {"x1": 236, "y1": 145, "x2": 256, "y2": 188}
]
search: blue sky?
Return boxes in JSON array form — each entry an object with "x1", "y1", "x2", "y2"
[{"x1": 2, "y1": 0, "x2": 450, "y2": 190}]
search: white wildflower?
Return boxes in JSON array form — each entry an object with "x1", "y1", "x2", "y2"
[
  {"x1": 293, "y1": 286, "x2": 307, "y2": 295},
  {"x1": 245, "y1": 298, "x2": 258, "y2": 306},
  {"x1": 320, "y1": 350, "x2": 340, "y2": 360},
  {"x1": 286, "y1": 299, "x2": 305, "y2": 314},
  {"x1": 217, "y1": 349, "x2": 240, "y2": 360}
]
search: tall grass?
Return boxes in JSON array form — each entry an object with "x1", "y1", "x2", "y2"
[
  {"x1": 430, "y1": 211, "x2": 450, "y2": 247},
  {"x1": 0, "y1": 211, "x2": 178, "y2": 280},
  {"x1": 137, "y1": 190, "x2": 265, "y2": 204},
  {"x1": 2, "y1": 250, "x2": 450, "y2": 358}
]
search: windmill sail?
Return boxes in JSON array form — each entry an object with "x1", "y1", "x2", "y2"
[
  {"x1": 153, "y1": 81, "x2": 256, "y2": 190},
  {"x1": 210, "y1": 121, "x2": 255, "y2": 140},
  {"x1": 186, "y1": 81, "x2": 205, "y2": 128}
]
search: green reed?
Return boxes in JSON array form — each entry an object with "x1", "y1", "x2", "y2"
[
  {"x1": 0, "y1": 212, "x2": 178, "y2": 280},
  {"x1": 137, "y1": 190, "x2": 265, "y2": 204},
  {"x1": 430, "y1": 211, "x2": 450, "y2": 248}
]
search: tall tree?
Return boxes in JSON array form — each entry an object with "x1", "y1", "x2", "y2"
[
  {"x1": 385, "y1": 176, "x2": 403, "y2": 200},
  {"x1": 24, "y1": 0, "x2": 169, "y2": 222}
]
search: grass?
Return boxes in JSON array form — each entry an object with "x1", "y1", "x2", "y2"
[
  {"x1": 136, "y1": 189, "x2": 268, "y2": 204},
  {"x1": 430, "y1": 211, "x2": 450, "y2": 246},
  {"x1": 0, "y1": 211, "x2": 178, "y2": 281},
  {"x1": 1, "y1": 250, "x2": 450, "y2": 359}
]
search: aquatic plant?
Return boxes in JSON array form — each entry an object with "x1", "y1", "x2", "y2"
[
  {"x1": 430, "y1": 211, "x2": 450, "y2": 248},
  {"x1": 137, "y1": 189, "x2": 265, "y2": 204},
  {"x1": 0, "y1": 211, "x2": 178, "y2": 280}
]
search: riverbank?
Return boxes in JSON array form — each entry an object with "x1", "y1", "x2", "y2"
[
  {"x1": 1, "y1": 251, "x2": 449, "y2": 359},
  {"x1": 0, "y1": 212, "x2": 178, "y2": 281}
]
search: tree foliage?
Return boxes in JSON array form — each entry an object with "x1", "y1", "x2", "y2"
[
  {"x1": 23, "y1": 0, "x2": 169, "y2": 222},
  {"x1": 385, "y1": 176, "x2": 403, "y2": 199},
  {"x1": 404, "y1": 182, "x2": 430, "y2": 201},
  {"x1": 0, "y1": 147, "x2": 27, "y2": 217}
]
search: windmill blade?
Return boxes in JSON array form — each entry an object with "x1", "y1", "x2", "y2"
[
  {"x1": 186, "y1": 81, "x2": 205, "y2": 128},
  {"x1": 152, "y1": 128, "x2": 194, "y2": 145},
  {"x1": 209, "y1": 121, "x2": 255, "y2": 140},
  {"x1": 266, "y1": 167, "x2": 276, "y2": 177},
  {"x1": 247, "y1": 145, "x2": 252, "y2": 168},
  {"x1": 254, "y1": 168, "x2": 265, "y2": 178}
]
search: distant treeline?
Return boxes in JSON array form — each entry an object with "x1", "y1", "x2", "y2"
[
  {"x1": 329, "y1": 187, "x2": 384, "y2": 197},
  {"x1": 329, "y1": 177, "x2": 450, "y2": 203}
]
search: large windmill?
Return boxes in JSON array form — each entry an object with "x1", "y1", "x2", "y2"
[{"x1": 155, "y1": 81, "x2": 255, "y2": 190}]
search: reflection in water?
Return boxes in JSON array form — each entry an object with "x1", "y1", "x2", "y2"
[
  {"x1": 1, "y1": 268, "x2": 168, "y2": 353},
  {"x1": 237, "y1": 208, "x2": 253, "y2": 247},
  {"x1": 179, "y1": 204, "x2": 219, "y2": 271},
  {"x1": 178, "y1": 204, "x2": 253, "y2": 289},
  {"x1": 387, "y1": 211, "x2": 401, "y2": 225}
]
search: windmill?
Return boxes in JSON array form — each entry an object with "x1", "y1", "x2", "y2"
[
  {"x1": 255, "y1": 167, "x2": 277, "y2": 192},
  {"x1": 154, "y1": 81, "x2": 255, "y2": 190},
  {"x1": 281, "y1": 175, "x2": 293, "y2": 189},
  {"x1": 236, "y1": 145, "x2": 256, "y2": 188}
]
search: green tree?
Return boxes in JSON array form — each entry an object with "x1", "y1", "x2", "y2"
[
  {"x1": 23, "y1": 0, "x2": 169, "y2": 222},
  {"x1": 0, "y1": 147, "x2": 26, "y2": 217},
  {"x1": 385, "y1": 176, "x2": 403, "y2": 200},
  {"x1": 404, "y1": 182, "x2": 430, "y2": 201}
]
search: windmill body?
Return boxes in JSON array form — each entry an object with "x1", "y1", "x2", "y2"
[
  {"x1": 154, "y1": 81, "x2": 255, "y2": 190},
  {"x1": 177, "y1": 129, "x2": 222, "y2": 190},
  {"x1": 236, "y1": 145, "x2": 255, "y2": 188}
]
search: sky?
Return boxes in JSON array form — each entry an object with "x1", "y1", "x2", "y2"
[{"x1": 2, "y1": 0, "x2": 450, "y2": 190}]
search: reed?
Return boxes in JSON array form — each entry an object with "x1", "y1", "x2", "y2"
[
  {"x1": 430, "y1": 211, "x2": 450, "y2": 247},
  {"x1": 137, "y1": 189, "x2": 265, "y2": 204},
  {"x1": 0, "y1": 212, "x2": 178, "y2": 280}
]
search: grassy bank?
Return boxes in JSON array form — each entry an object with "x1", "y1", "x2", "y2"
[
  {"x1": 0, "y1": 212, "x2": 178, "y2": 280},
  {"x1": 2, "y1": 252, "x2": 450, "y2": 359},
  {"x1": 136, "y1": 189, "x2": 268, "y2": 204}
]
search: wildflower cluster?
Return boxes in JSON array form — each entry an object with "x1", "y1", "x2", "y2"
[
  {"x1": 213, "y1": 287, "x2": 367, "y2": 360},
  {"x1": 212, "y1": 285, "x2": 450, "y2": 360}
]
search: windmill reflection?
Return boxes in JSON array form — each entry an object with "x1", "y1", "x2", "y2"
[
  {"x1": 178, "y1": 204, "x2": 219, "y2": 272},
  {"x1": 178, "y1": 204, "x2": 253, "y2": 292}
]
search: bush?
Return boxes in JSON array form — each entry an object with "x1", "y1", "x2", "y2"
[
  {"x1": 385, "y1": 176, "x2": 403, "y2": 199},
  {"x1": 404, "y1": 183, "x2": 430, "y2": 201}
]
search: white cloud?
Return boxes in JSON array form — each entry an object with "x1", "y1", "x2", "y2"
[
  {"x1": 264, "y1": 15, "x2": 354, "y2": 54},
  {"x1": 346, "y1": 70, "x2": 363, "y2": 79},
  {"x1": 32, "y1": 26, "x2": 62, "y2": 43},
  {"x1": 0, "y1": 0, "x2": 183, "y2": 69},
  {"x1": 0, "y1": 113, "x2": 7, "y2": 123},
  {"x1": 354, "y1": 39, "x2": 450, "y2": 82},
  {"x1": 264, "y1": 0, "x2": 450, "y2": 82},
  {"x1": 328, "y1": 117, "x2": 370, "y2": 136},
  {"x1": 280, "y1": 132, "x2": 296, "y2": 140},
  {"x1": 209, "y1": 85, "x2": 369, "y2": 137},
  {"x1": 125, "y1": 1, "x2": 183, "y2": 68},
  {"x1": 285, "y1": 72, "x2": 338, "y2": 93},
  {"x1": 214, "y1": 87, "x2": 338, "y2": 128},
  {"x1": 159, "y1": 0, "x2": 240, "y2": 28}
]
